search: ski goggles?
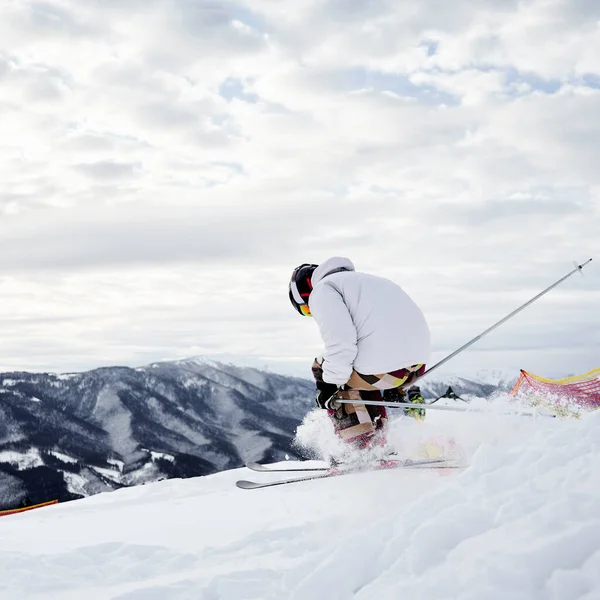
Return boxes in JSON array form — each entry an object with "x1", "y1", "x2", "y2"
[{"x1": 299, "y1": 304, "x2": 312, "y2": 317}]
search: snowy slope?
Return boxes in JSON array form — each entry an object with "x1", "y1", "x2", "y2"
[
  {"x1": 0, "y1": 357, "x2": 511, "y2": 507},
  {"x1": 1, "y1": 403, "x2": 598, "y2": 600}
]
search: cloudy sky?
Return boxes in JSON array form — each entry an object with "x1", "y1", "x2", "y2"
[{"x1": 0, "y1": 0, "x2": 598, "y2": 381}]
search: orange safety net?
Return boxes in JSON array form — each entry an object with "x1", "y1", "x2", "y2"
[
  {"x1": 0, "y1": 499, "x2": 58, "y2": 518},
  {"x1": 510, "y1": 367, "x2": 600, "y2": 410}
]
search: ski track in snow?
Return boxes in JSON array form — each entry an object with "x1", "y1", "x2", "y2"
[{"x1": 0, "y1": 408, "x2": 599, "y2": 600}]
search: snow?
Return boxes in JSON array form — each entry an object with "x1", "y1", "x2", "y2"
[
  {"x1": 472, "y1": 367, "x2": 520, "y2": 386},
  {"x1": 92, "y1": 387, "x2": 139, "y2": 460},
  {"x1": 55, "y1": 373, "x2": 79, "y2": 381},
  {"x1": 89, "y1": 465, "x2": 124, "y2": 483},
  {"x1": 107, "y1": 458, "x2": 125, "y2": 472},
  {"x1": 175, "y1": 355, "x2": 272, "y2": 373},
  {"x1": 148, "y1": 451, "x2": 175, "y2": 463},
  {"x1": 62, "y1": 472, "x2": 90, "y2": 497},
  {"x1": 1, "y1": 404, "x2": 598, "y2": 599},
  {"x1": 48, "y1": 451, "x2": 78, "y2": 464},
  {"x1": 0, "y1": 448, "x2": 43, "y2": 469},
  {"x1": 145, "y1": 395, "x2": 209, "y2": 447}
]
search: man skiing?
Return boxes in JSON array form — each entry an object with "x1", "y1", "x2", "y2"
[{"x1": 289, "y1": 257, "x2": 431, "y2": 450}]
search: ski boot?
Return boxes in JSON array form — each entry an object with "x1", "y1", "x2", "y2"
[{"x1": 405, "y1": 385, "x2": 426, "y2": 420}]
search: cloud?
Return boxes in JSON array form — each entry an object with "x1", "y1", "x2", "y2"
[
  {"x1": 75, "y1": 161, "x2": 141, "y2": 181},
  {"x1": 0, "y1": 0, "x2": 598, "y2": 377}
]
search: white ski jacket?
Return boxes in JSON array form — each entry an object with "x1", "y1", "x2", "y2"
[{"x1": 309, "y1": 257, "x2": 431, "y2": 386}]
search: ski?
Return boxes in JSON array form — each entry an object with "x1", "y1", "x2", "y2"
[
  {"x1": 236, "y1": 472, "x2": 337, "y2": 489},
  {"x1": 245, "y1": 461, "x2": 328, "y2": 472},
  {"x1": 236, "y1": 459, "x2": 465, "y2": 489},
  {"x1": 245, "y1": 457, "x2": 450, "y2": 473}
]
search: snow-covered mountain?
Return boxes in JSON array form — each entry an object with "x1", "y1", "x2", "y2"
[
  {"x1": 0, "y1": 357, "x2": 513, "y2": 509},
  {"x1": 0, "y1": 358, "x2": 313, "y2": 508}
]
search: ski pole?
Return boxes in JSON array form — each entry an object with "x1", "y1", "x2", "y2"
[
  {"x1": 422, "y1": 258, "x2": 592, "y2": 379},
  {"x1": 334, "y1": 398, "x2": 554, "y2": 418}
]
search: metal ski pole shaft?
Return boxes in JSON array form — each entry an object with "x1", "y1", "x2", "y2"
[
  {"x1": 334, "y1": 397, "x2": 551, "y2": 418},
  {"x1": 422, "y1": 259, "x2": 592, "y2": 379}
]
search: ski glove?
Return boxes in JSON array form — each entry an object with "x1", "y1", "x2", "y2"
[{"x1": 315, "y1": 383, "x2": 341, "y2": 410}]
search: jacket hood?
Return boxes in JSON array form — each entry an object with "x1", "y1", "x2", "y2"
[{"x1": 311, "y1": 257, "x2": 355, "y2": 287}]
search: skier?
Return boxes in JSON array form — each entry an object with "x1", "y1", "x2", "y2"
[{"x1": 289, "y1": 257, "x2": 431, "y2": 451}]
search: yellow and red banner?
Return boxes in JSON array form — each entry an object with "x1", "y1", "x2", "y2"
[
  {"x1": 510, "y1": 367, "x2": 600, "y2": 410},
  {"x1": 0, "y1": 500, "x2": 58, "y2": 518}
]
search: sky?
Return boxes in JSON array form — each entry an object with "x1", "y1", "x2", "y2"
[{"x1": 0, "y1": 0, "x2": 599, "y2": 380}]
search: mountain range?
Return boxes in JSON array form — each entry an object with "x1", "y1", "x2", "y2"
[{"x1": 0, "y1": 357, "x2": 515, "y2": 510}]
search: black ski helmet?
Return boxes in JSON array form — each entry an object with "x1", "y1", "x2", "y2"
[{"x1": 289, "y1": 263, "x2": 318, "y2": 316}]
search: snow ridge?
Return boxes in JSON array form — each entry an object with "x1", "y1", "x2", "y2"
[{"x1": 0, "y1": 410, "x2": 598, "y2": 599}]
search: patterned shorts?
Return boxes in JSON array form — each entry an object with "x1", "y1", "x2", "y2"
[
  {"x1": 342, "y1": 363, "x2": 426, "y2": 392},
  {"x1": 312, "y1": 359, "x2": 426, "y2": 447}
]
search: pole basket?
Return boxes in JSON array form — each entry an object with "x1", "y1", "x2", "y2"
[{"x1": 509, "y1": 367, "x2": 600, "y2": 417}]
